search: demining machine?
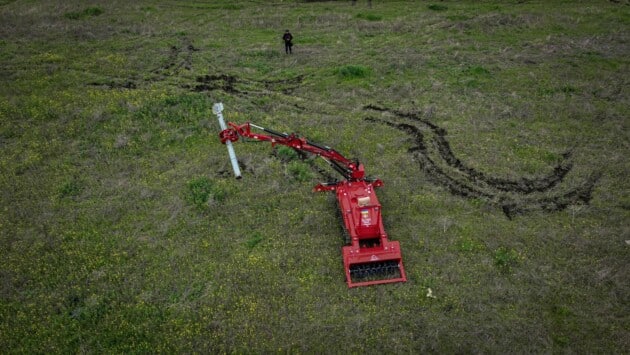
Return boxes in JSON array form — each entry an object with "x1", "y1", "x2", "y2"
[{"x1": 213, "y1": 103, "x2": 406, "y2": 287}]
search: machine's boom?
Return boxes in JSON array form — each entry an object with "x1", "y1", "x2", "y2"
[
  {"x1": 217, "y1": 106, "x2": 406, "y2": 287},
  {"x1": 220, "y1": 121, "x2": 366, "y2": 182}
]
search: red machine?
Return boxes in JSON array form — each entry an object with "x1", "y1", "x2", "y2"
[{"x1": 219, "y1": 120, "x2": 407, "y2": 287}]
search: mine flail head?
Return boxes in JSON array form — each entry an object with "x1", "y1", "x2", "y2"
[{"x1": 348, "y1": 260, "x2": 403, "y2": 285}]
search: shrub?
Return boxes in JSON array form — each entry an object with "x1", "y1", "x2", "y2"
[
  {"x1": 276, "y1": 146, "x2": 299, "y2": 162},
  {"x1": 186, "y1": 176, "x2": 226, "y2": 209},
  {"x1": 64, "y1": 7, "x2": 103, "y2": 20},
  {"x1": 58, "y1": 179, "x2": 82, "y2": 198},
  {"x1": 287, "y1": 161, "x2": 313, "y2": 182},
  {"x1": 246, "y1": 232, "x2": 264, "y2": 250},
  {"x1": 463, "y1": 65, "x2": 491, "y2": 76},
  {"x1": 84, "y1": 7, "x2": 103, "y2": 16},
  {"x1": 336, "y1": 65, "x2": 371, "y2": 79},
  {"x1": 356, "y1": 13, "x2": 382, "y2": 21},
  {"x1": 427, "y1": 4, "x2": 448, "y2": 11},
  {"x1": 493, "y1": 247, "x2": 522, "y2": 273}
]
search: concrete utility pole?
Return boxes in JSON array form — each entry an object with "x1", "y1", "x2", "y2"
[{"x1": 213, "y1": 103, "x2": 242, "y2": 179}]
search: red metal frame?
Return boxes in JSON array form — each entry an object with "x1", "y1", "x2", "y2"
[{"x1": 220, "y1": 122, "x2": 406, "y2": 287}]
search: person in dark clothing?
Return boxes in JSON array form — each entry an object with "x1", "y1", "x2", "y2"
[{"x1": 282, "y1": 30, "x2": 293, "y2": 54}]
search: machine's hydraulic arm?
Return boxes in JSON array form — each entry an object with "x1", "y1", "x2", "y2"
[
  {"x1": 216, "y1": 110, "x2": 406, "y2": 288},
  {"x1": 220, "y1": 121, "x2": 368, "y2": 182}
]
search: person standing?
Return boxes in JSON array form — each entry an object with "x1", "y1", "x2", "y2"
[{"x1": 282, "y1": 29, "x2": 293, "y2": 54}]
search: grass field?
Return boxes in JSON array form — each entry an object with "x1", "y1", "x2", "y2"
[{"x1": 1, "y1": 0, "x2": 629, "y2": 352}]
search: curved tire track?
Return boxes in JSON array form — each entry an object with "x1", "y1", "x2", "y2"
[
  {"x1": 186, "y1": 73, "x2": 305, "y2": 96},
  {"x1": 363, "y1": 105, "x2": 599, "y2": 218},
  {"x1": 365, "y1": 104, "x2": 574, "y2": 194},
  {"x1": 152, "y1": 37, "x2": 198, "y2": 76}
]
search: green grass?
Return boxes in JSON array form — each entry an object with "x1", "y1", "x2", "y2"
[
  {"x1": 336, "y1": 64, "x2": 371, "y2": 79},
  {"x1": 1, "y1": 0, "x2": 629, "y2": 353},
  {"x1": 186, "y1": 176, "x2": 228, "y2": 209},
  {"x1": 427, "y1": 4, "x2": 448, "y2": 12},
  {"x1": 493, "y1": 247, "x2": 523, "y2": 274},
  {"x1": 63, "y1": 7, "x2": 103, "y2": 20},
  {"x1": 356, "y1": 12, "x2": 383, "y2": 21}
]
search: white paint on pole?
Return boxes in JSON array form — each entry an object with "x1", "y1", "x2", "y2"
[{"x1": 213, "y1": 103, "x2": 242, "y2": 179}]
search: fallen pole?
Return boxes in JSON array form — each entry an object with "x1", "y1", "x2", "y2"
[{"x1": 213, "y1": 103, "x2": 242, "y2": 179}]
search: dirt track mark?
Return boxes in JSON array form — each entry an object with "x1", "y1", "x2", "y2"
[
  {"x1": 191, "y1": 74, "x2": 240, "y2": 93},
  {"x1": 186, "y1": 73, "x2": 305, "y2": 96},
  {"x1": 84, "y1": 38, "x2": 198, "y2": 89},
  {"x1": 363, "y1": 105, "x2": 599, "y2": 218},
  {"x1": 261, "y1": 76, "x2": 305, "y2": 95},
  {"x1": 501, "y1": 173, "x2": 600, "y2": 218},
  {"x1": 87, "y1": 80, "x2": 137, "y2": 90},
  {"x1": 365, "y1": 104, "x2": 573, "y2": 194},
  {"x1": 365, "y1": 116, "x2": 494, "y2": 200},
  {"x1": 153, "y1": 37, "x2": 199, "y2": 76}
]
